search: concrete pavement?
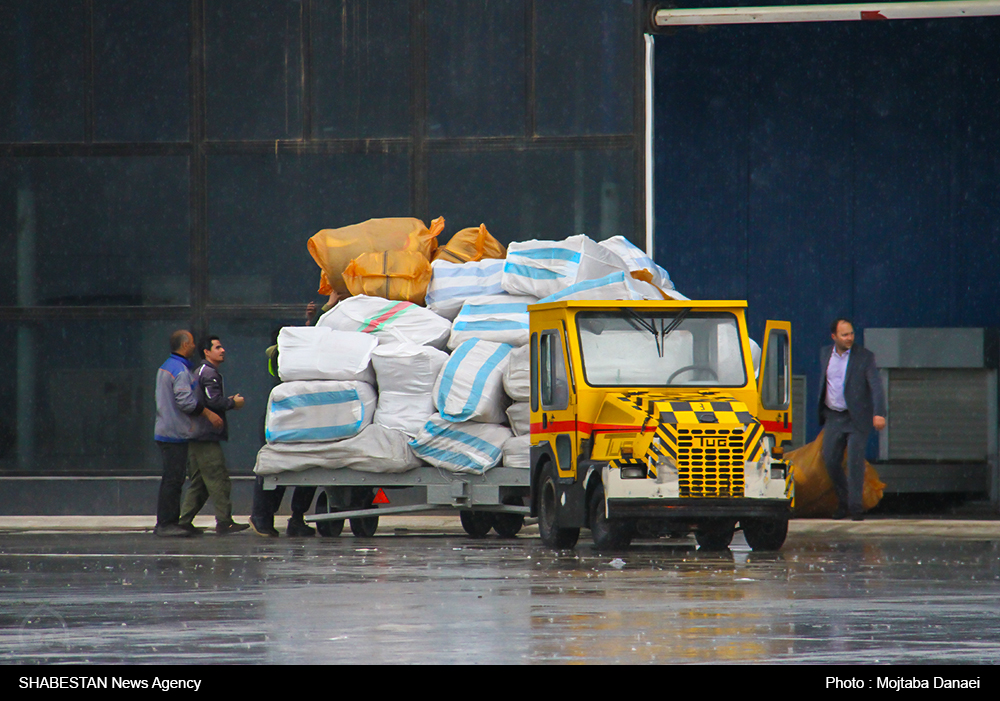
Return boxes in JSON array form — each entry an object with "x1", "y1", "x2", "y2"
[{"x1": 1, "y1": 514, "x2": 999, "y2": 537}]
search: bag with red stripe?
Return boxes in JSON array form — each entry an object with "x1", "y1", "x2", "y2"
[{"x1": 316, "y1": 294, "x2": 451, "y2": 350}]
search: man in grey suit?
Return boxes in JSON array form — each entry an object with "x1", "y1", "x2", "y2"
[{"x1": 818, "y1": 318, "x2": 886, "y2": 520}]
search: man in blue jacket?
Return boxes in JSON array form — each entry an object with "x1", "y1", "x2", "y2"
[
  {"x1": 818, "y1": 318, "x2": 886, "y2": 520},
  {"x1": 154, "y1": 330, "x2": 222, "y2": 537},
  {"x1": 179, "y1": 335, "x2": 249, "y2": 535}
]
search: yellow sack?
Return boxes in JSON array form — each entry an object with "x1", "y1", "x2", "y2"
[
  {"x1": 432, "y1": 223, "x2": 506, "y2": 263},
  {"x1": 308, "y1": 217, "x2": 444, "y2": 297},
  {"x1": 342, "y1": 251, "x2": 434, "y2": 305},
  {"x1": 786, "y1": 429, "x2": 886, "y2": 517}
]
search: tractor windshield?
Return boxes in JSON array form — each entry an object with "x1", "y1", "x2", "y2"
[{"x1": 575, "y1": 310, "x2": 748, "y2": 387}]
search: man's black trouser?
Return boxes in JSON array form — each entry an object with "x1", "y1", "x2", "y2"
[
  {"x1": 156, "y1": 441, "x2": 189, "y2": 527},
  {"x1": 821, "y1": 409, "x2": 869, "y2": 515}
]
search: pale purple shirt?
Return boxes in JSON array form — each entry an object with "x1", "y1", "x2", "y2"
[{"x1": 825, "y1": 347, "x2": 850, "y2": 412}]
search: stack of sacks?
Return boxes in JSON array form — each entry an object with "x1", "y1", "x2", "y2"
[
  {"x1": 254, "y1": 319, "x2": 424, "y2": 476},
  {"x1": 318, "y1": 295, "x2": 454, "y2": 440},
  {"x1": 265, "y1": 327, "x2": 378, "y2": 444}
]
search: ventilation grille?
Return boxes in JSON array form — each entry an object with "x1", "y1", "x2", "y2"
[{"x1": 676, "y1": 427, "x2": 746, "y2": 497}]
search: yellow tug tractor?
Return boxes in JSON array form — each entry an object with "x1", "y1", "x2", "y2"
[{"x1": 528, "y1": 300, "x2": 794, "y2": 551}]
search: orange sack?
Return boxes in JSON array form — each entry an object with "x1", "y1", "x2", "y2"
[
  {"x1": 308, "y1": 217, "x2": 444, "y2": 297},
  {"x1": 432, "y1": 223, "x2": 506, "y2": 263},
  {"x1": 786, "y1": 429, "x2": 886, "y2": 517},
  {"x1": 342, "y1": 250, "x2": 434, "y2": 305}
]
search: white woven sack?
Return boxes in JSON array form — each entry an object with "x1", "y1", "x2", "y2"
[
  {"x1": 371, "y1": 343, "x2": 450, "y2": 437},
  {"x1": 409, "y1": 414, "x2": 512, "y2": 474},
  {"x1": 502, "y1": 344, "x2": 530, "y2": 401},
  {"x1": 265, "y1": 380, "x2": 376, "y2": 443},
  {"x1": 425, "y1": 259, "x2": 506, "y2": 321},
  {"x1": 502, "y1": 434, "x2": 530, "y2": 469},
  {"x1": 316, "y1": 295, "x2": 451, "y2": 349},
  {"x1": 433, "y1": 339, "x2": 513, "y2": 424},
  {"x1": 598, "y1": 235, "x2": 676, "y2": 291},
  {"x1": 447, "y1": 294, "x2": 536, "y2": 350},
  {"x1": 373, "y1": 391, "x2": 436, "y2": 437},
  {"x1": 501, "y1": 235, "x2": 629, "y2": 299},
  {"x1": 505, "y1": 401, "x2": 531, "y2": 436},
  {"x1": 371, "y1": 343, "x2": 449, "y2": 394},
  {"x1": 538, "y1": 271, "x2": 669, "y2": 305},
  {"x1": 276, "y1": 326, "x2": 377, "y2": 384},
  {"x1": 255, "y1": 424, "x2": 423, "y2": 475}
]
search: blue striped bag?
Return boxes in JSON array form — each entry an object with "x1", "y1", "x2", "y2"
[
  {"x1": 265, "y1": 380, "x2": 376, "y2": 443},
  {"x1": 425, "y1": 259, "x2": 506, "y2": 320},
  {"x1": 409, "y1": 414, "x2": 513, "y2": 474},
  {"x1": 500, "y1": 234, "x2": 629, "y2": 299},
  {"x1": 447, "y1": 294, "x2": 537, "y2": 350},
  {"x1": 433, "y1": 339, "x2": 513, "y2": 424}
]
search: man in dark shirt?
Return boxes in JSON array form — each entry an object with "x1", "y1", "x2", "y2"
[
  {"x1": 179, "y1": 335, "x2": 249, "y2": 534},
  {"x1": 818, "y1": 318, "x2": 886, "y2": 520}
]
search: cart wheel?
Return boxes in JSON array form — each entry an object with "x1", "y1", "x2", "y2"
[
  {"x1": 349, "y1": 488, "x2": 379, "y2": 538},
  {"x1": 460, "y1": 510, "x2": 494, "y2": 538},
  {"x1": 695, "y1": 519, "x2": 736, "y2": 551},
  {"x1": 589, "y1": 484, "x2": 633, "y2": 550},
  {"x1": 314, "y1": 491, "x2": 344, "y2": 538},
  {"x1": 537, "y1": 462, "x2": 579, "y2": 549},
  {"x1": 493, "y1": 495, "x2": 525, "y2": 538},
  {"x1": 741, "y1": 517, "x2": 788, "y2": 551}
]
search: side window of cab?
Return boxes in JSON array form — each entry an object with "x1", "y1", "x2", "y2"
[{"x1": 539, "y1": 329, "x2": 568, "y2": 411}]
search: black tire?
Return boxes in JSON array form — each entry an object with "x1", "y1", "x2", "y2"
[
  {"x1": 349, "y1": 488, "x2": 379, "y2": 538},
  {"x1": 589, "y1": 484, "x2": 633, "y2": 550},
  {"x1": 460, "y1": 510, "x2": 494, "y2": 538},
  {"x1": 695, "y1": 519, "x2": 736, "y2": 550},
  {"x1": 493, "y1": 495, "x2": 525, "y2": 538},
  {"x1": 742, "y1": 517, "x2": 789, "y2": 551},
  {"x1": 314, "y1": 491, "x2": 344, "y2": 538},
  {"x1": 537, "y1": 463, "x2": 579, "y2": 549}
]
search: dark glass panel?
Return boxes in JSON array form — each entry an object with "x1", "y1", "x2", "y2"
[
  {"x1": 0, "y1": 0, "x2": 85, "y2": 142},
  {"x1": 0, "y1": 320, "x2": 187, "y2": 474},
  {"x1": 429, "y1": 148, "x2": 635, "y2": 247},
  {"x1": 535, "y1": 0, "x2": 633, "y2": 136},
  {"x1": 0, "y1": 158, "x2": 190, "y2": 307},
  {"x1": 93, "y1": 0, "x2": 190, "y2": 142},
  {"x1": 207, "y1": 152, "x2": 411, "y2": 303},
  {"x1": 205, "y1": 0, "x2": 304, "y2": 140},
  {"x1": 427, "y1": 0, "x2": 526, "y2": 138},
  {"x1": 311, "y1": 0, "x2": 411, "y2": 139}
]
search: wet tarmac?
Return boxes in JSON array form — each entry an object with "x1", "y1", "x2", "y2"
[{"x1": 2, "y1": 518, "x2": 1000, "y2": 665}]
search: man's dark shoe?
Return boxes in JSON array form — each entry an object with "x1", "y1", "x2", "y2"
[
  {"x1": 155, "y1": 523, "x2": 194, "y2": 538},
  {"x1": 216, "y1": 522, "x2": 250, "y2": 535},
  {"x1": 286, "y1": 516, "x2": 316, "y2": 538},
  {"x1": 180, "y1": 522, "x2": 204, "y2": 536},
  {"x1": 850, "y1": 513, "x2": 865, "y2": 522},
  {"x1": 249, "y1": 517, "x2": 279, "y2": 538},
  {"x1": 832, "y1": 505, "x2": 848, "y2": 520}
]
